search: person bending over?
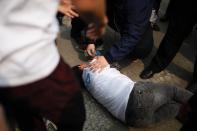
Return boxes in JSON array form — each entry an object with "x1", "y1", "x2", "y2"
[{"x1": 72, "y1": 61, "x2": 193, "y2": 127}]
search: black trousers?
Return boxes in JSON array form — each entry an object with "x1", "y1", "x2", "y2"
[
  {"x1": 162, "y1": 0, "x2": 174, "y2": 17},
  {"x1": 149, "y1": 1, "x2": 197, "y2": 73}
]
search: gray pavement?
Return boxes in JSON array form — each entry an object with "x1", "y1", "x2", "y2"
[{"x1": 56, "y1": 1, "x2": 197, "y2": 130}]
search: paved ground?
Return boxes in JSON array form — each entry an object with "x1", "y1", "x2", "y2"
[{"x1": 56, "y1": 1, "x2": 197, "y2": 130}]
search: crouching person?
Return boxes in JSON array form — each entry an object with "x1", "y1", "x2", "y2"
[{"x1": 72, "y1": 62, "x2": 193, "y2": 127}]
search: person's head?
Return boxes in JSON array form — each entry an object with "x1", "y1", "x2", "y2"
[{"x1": 72, "y1": 0, "x2": 107, "y2": 39}]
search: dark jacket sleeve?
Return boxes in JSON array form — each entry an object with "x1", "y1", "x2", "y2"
[{"x1": 104, "y1": 0, "x2": 153, "y2": 63}]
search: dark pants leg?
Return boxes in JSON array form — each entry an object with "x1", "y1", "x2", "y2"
[
  {"x1": 153, "y1": 0, "x2": 162, "y2": 13},
  {"x1": 186, "y1": 57, "x2": 197, "y2": 93},
  {"x1": 192, "y1": 57, "x2": 197, "y2": 83},
  {"x1": 130, "y1": 25, "x2": 153, "y2": 59},
  {"x1": 125, "y1": 81, "x2": 193, "y2": 127},
  {"x1": 0, "y1": 60, "x2": 85, "y2": 131},
  {"x1": 164, "y1": 0, "x2": 174, "y2": 18},
  {"x1": 149, "y1": 3, "x2": 197, "y2": 72}
]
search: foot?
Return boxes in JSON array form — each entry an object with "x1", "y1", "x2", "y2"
[{"x1": 140, "y1": 66, "x2": 157, "y2": 79}]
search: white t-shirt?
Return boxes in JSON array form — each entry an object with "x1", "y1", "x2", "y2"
[
  {"x1": 0, "y1": 0, "x2": 60, "y2": 87},
  {"x1": 82, "y1": 65, "x2": 135, "y2": 122}
]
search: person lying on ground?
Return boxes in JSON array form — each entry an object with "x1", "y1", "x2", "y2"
[{"x1": 72, "y1": 60, "x2": 193, "y2": 127}]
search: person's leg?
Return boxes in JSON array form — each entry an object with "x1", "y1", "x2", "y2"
[
  {"x1": 153, "y1": 83, "x2": 193, "y2": 123},
  {"x1": 150, "y1": 0, "x2": 161, "y2": 31},
  {"x1": 153, "y1": 1, "x2": 197, "y2": 71},
  {"x1": 151, "y1": 25, "x2": 194, "y2": 72},
  {"x1": 0, "y1": 60, "x2": 86, "y2": 131},
  {"x1": 153, "y1": 0, "x2": 162, "y2": 14},
  {"x1": 160, "y1": 0, "x2": 175, "y2": 22},
  {"x1": 140, "y1": 4, "x2": 197, "y2": 79},
  {"x1": 154, "y1": 101, "x2": 181, "y2": 122},
  {"x1": 130, "y1": 24, "x2": 153, "y2": 59},
  {"x1": 125, "y1": 81, "x2": 193, "y2": 127},
  {"x1": 193, "y1": 57, "x2": 197, "y2": 83},
  {"x1": 187, "y1": 57, "x2": 197, "y2": 93}
]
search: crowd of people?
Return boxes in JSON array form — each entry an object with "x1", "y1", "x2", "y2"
[{"x1": 0, "y1": 0, "x2": 196, "y2": 131}]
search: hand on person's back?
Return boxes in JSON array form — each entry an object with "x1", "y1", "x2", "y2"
[{"x1": 89, "y1": 56, "x2": 109, "y2": 72}]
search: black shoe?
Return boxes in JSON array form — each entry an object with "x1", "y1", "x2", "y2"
[{"x1": 140, "y1": 66, "x2": 157, "y2": 79}]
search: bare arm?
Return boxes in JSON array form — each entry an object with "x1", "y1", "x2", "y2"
[{"x1": 72, "y1": 0, "x2": 107, "y2": 39}]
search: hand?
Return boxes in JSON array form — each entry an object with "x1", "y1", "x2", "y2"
[
  {"x1": 86, "y1": 44, "x2": 96, "y2": 57},
  {"x1": 78, "y1": 64, "x2": 88, "y2": 70},
  {"x1": 89, "y1": 56, "x2": 109, "y2": 72},
  {"x1": 58, "y1": 0, "x2": 79, "y2": 18},
  {"x1": 86, "y1": 16, "x2": 108, "y2": 39}
]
